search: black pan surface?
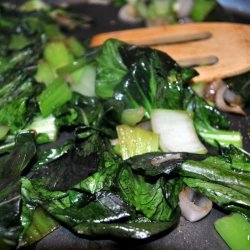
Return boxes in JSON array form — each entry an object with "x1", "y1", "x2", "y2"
[{"x1": 2, "y1": 1, "x2": 250, "y2": 249}]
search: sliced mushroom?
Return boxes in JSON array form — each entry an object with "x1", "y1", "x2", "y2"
[
  {"x1": 204, "y1": 79, "x2": 245, "y2": 115},
  {"x1": 223, "y1": 88, "x2": 244, "y2": 107},
  {"x1": 215, "y1": 82, "x2": 246, "y2": 116},
  {"x1": 174, "y1": 0, "x2": 194, "y2": 19},
  {"x1": 179, "y1": 186, "x2": 213, "y2": 222},
  {"x1": 118, "y1": 4, "x2": 142, "y2": 24}
]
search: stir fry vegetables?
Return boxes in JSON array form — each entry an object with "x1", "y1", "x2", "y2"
[
  {"x1": 116, "y1": 0, "x2": 217, "y2": 25},
  {"x1": 0, "y1": 2, "x2": 249, "y2": 249}
]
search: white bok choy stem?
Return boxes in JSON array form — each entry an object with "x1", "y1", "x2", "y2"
[{"x1": 151, "y1": 109, "x2": 207, "y2": 153}]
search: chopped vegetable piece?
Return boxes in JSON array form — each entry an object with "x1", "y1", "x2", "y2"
[
  {"x1": 191, "y1": 0, "x2": 217, "y2": 22},
  {"x1": 68, "y1": 37, "x2": 85, "y2": 57},
  {"x1": 35, "y1": 61, "x2": 56, "y2": 86},
  {"x1": 151, "y1": 109, "x2": 207, "y2": 153},
  {"x1": 37, "y1": 78, "x2": 72, "y2": 117},
  {"x1": 116, "y1": 124, "x2": 159, "y2": 160},
  {"x1": 121, "y1": 107, "x2": 146, "y2": 126},
  {"x1": 95, "y1": 39, "x2": 127, "y2": 98},
  {"x1": 0, "y1": 2, "x2": 249, "y2": 246},
  {"x1": 0, "y1": 126, "x2": 9, "y2": 141},
  {"x1": 70, "y1": 64, "x2": 96, "y2": 97},
  {"x1": 20, "y1": 0, "x2": 49, "y2": 11},
  {"x1": 214, "y1": 213, "x2": 250, "y2": 250},
  {"x1": 44, "y1": 41, "x2": 74, "y2": 70},
  {"x1": 25, "y1": 115, "x2": 57, "y2": 143},
  {"x1": 8, "y1": 35, "x2": 31, "y2": 50}
]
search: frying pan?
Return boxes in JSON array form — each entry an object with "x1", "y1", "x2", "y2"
[{"x1": 1, "y1": 1, "x2": 250, "y2": 249}]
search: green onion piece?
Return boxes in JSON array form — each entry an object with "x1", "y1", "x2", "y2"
[
  {"x1": 43, "y1": 24, "x2": 62, "y2": 38},
  {"x1": 191, "y1": 0, "x2": 216, "y2": 22},
  {"x1": 68, "y1": 37, "x2": 85, "y2": 57},
  {"x1": 25, "y1": 115, "x2": 57, "y2": 143},
  {"x1": 44, "y1": 41, "x2": 74, "y2": 70},
  {"x1": 56, "y1": 58, "x2": 89, "y2": 75},
  {"x1": 70, "y1": 64, "x2": 96, "y2": 97},
  {"x1": 8, "y1": 35, "x2": 31, "y2": 50},
  {"x1": 35, "y1": 61, "x2": 56, "y2": 86},
  {"x1": 214, "y1": 213, "x2": 250, "y2": 250},
  {"x1": 37, "y1": 78, "x2": 72, "y2": 117},
  {"x1": 121, "y1": 107, "x2": 146, "y2": 126},
  {"x1": 116, "y1": 124, "x2": 159, "y2": 160},
  {"x1": 0, "y1": 126, "x2": 9, "y2": 141},
  {"x1": 20, "y1": 0, "x2": 49, "y2": 11}
]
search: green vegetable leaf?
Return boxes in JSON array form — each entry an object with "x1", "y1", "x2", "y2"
[
  {"x1": 95, "y1": 39, "x2": 127, "y2": 98},
  {"x1": 73, "y1": 211, "x2": 180, "y2": 239},
  {"x1": 0, "y1": 132, "x2": 36, "y2": 247},
  {"x1": 118, "y1": 167, "x2": 174, "y2": 221},
  {"x1": 37, "y1": 78, "x2": 72, "y2": 117},
  {"x1": 19, "y1": 204, "x2": 59, "y2": 247},
  {"x1": 183, "y1": 178, "x2": 250, "y2": 217},
  {"x1": 191, "y1": 0, "x2": 217, "y2": 22},
  {"x1": 8, "y1": 35, "x2": 31, "y2": 51}
]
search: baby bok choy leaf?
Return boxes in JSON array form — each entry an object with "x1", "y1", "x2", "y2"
[
  {"x1": 19, "y1": 127, "x2": 181, "y2": 240},
  {"x1": 101, "y1": 40, "x2": 196, "y2": 123},
  {"x1": 21, "y1": 129, "x2": 126, "y2": 227},
  {"x1": 0, "y1": 131, "x2": 36, "y2": 247},
  {"x1": 19, "y1": 204, "x2": 59, "y2": 247},
  {"x1": 126, "y1": 148, "x2": 250, "y2": 219},
  {"x1": 95, "y1": 39, "x2": 128, "y2": 98},
  {"x1": 184, "y1": 86, "x2": 242, "y2": 148},
  {"x1": 96, "y1": 39, "x2": 240, "y2": 149}
]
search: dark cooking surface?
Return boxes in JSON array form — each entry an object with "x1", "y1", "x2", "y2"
[{"x1": 3, "y1": 1, "x2": 250, "y2": 249}]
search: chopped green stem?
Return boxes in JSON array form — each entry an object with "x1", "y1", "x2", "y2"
[
  {"x1": 214, "y1": 213, "x2": 250, "y2": 250},
  {"x1": 37, "y1": 78, "x2": 72, "y2": 117}
]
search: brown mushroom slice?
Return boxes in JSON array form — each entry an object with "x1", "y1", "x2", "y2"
[
  {"x1": 215, "y1": 83, "x2": 246, "y2": 116},
  {"x1": 179, "y1": 186, "x2": 213, "y2": 222}
]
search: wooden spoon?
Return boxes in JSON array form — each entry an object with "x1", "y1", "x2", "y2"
[{"x1": 91, "y1": 22, "x2": 250, "y2": 82}]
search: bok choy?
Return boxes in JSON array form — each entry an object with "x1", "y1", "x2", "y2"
[{"x1": 0, "y1": 2, "x2": 249, "y2": 249}]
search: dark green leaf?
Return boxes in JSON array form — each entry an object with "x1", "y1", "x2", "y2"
[
  {"x1": 73, "y1": 210, "x2": 180, "y2": 239},
  {"x1": 95, "y1": 39, "x2": 127, "y2": 98},
  {"x1": 183, "y1": 178, "x2": 250, "y2": 218},
  {"x1": 0, "y1": 132, "x2": 36, "y2": 246}
]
